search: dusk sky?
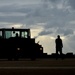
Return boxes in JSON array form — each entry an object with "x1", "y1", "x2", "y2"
[{"x1": 0, "y1": 0, "x2": 75, "y2": 54}]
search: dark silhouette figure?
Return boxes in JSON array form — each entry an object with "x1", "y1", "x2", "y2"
[{"x1": 55, "y1": 35, "x2": 63, "y2": 59}]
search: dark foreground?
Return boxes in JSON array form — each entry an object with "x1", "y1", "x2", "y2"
[
  {"x1": 0, "y1": 68, "x2": 75, "y2": 75},
  {"x1": 0, "y1": 58, "x2": 75, "y2": 75}
]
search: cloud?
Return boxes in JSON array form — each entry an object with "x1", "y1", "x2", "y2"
[
  {"x1": 39, "y1": 30, "x2": 53, "y2": 36},
  {"x1": 68, "y1": 0, "x2": 75, "y2": 9},
  {"x1": 44, "y1": 0, "x2": 59, "y2": 3},
  {"x1": 0, "y1": 0, "x2": 75, "y2": 54},
  {"x1": 49, "y1": 0, "x2": 58, "y2": 2},
  {"x1": 0, "y1": 0, "x2": 70, "y2": 25},
  {"x1": 56, "y1": 28, "x2": 74, "y2": 36}
]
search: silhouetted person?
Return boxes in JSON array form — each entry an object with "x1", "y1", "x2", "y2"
[{"x1": 55, "y1": 35, "x2": 63, "y2": 59}]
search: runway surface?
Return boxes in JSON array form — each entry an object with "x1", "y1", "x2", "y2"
[
  {"x1": 0, "y1": 58, "x2": 75, "y2": 75},
  {"x1": 0, "y1": 66, "x2": 75, "y2": 69}
]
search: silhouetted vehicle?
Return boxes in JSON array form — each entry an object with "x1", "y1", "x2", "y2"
[{"x1": 0, "y1": 27, "x2": 43, "y2": 60}]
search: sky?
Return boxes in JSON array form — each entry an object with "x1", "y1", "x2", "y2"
[{"x1": 0, "y1": 0, "x2": 75, "y2": 54}]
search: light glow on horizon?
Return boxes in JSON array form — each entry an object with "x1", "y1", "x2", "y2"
[
  {"x1": 50, "y1": 36, "x2": 65, "y2": 40},
  {"x1": 11, "y1": 24, "x2": 23, "y2": 28}
]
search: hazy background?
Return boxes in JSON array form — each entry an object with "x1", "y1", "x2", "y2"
[{"x1": 0, "y1": 0, "x2": 75, "y2": 54}]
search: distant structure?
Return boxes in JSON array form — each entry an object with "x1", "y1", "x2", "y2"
[
  {"x1": 50, "y1": 52, "x2": 74, "y2": 59},
  {"x1": 0, "y1": 27, "x2": 44, "y2": 60}
]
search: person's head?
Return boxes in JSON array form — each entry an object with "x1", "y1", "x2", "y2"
[{"x1": 57, "y1": 35, "x2": 60, "y2": 39}]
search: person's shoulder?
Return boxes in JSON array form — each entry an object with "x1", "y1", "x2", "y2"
[
  {"x1": 60, "y1": 38, "x2": 62, "y2": 41},
  {"x1": 60, "y1": 38, "x2": 62, "y2": 40}
]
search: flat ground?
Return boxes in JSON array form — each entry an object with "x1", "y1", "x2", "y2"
[{"x1": 0, "y1": 58, "x2": 75, "y2": 75}]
